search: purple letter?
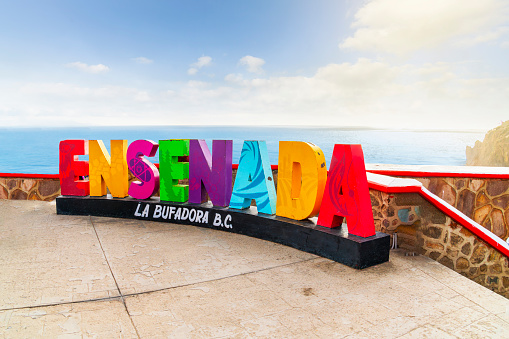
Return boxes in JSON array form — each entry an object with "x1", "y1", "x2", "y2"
[{"x1": 189, "y1": 140, "x2": 233, "y2": 206}]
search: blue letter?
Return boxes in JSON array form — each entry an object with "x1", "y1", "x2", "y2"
[{"x1": 229, "y1": 141, "x2": 276, "y2": 215}]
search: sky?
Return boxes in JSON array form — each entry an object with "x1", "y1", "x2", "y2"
[{"x1": 0, "y1": 0, "x2": 508, "y2": 131}]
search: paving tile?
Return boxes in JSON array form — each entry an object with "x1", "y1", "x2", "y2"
[
  {"x1": 495, "y1": 307, "x2": 509, "y2": 324},
  {"x1": 453, "y1": 315, "x2": 509, "y2": 338},
  {"x1": 402, "y1": 253, "x2": 509, "y2": 315},
  {"x1": 2, "y1": 200, "x2": 509, "y2": 338},
  {"x1": 431, "y1": 306, "x2": 489, "y2": 333},
  {"x1": 0, "y1": 201, "x2": 119, "y2": 309},
  {"x1": 124, "y1": 252, "x2": 509, "y2": 338},
  {"x1": 398, "y1": 324, "x2": 459, "y2": 338},
  {"x1": 362, "y1": 316, "x2": 423, "y2": 338},
  {"x1": 91, "y1": 215, "x2": 316, "y2": 295},
  {"x1": 0, "y1": 300, "x2": 137, "y2": 338}
]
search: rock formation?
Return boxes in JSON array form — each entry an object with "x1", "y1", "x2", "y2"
[{"x1": 466, "y1": 121, "x2": 509, "y2": 166}]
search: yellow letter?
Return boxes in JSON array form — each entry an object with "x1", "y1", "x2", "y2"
[
  {"x1": 89, "y1": 140, "x2": 128, "y2": 198},
  {"x1": 276, "y1": 141, "x2": 327, "y2": 220}
]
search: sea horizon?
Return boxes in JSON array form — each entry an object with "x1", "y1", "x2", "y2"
[{"x1": 0, "y1": 125, "x2": 486, "y2": 174}]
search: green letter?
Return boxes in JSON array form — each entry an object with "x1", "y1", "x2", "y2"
[{"x1": 159, "y1": 139, "x2": 189, "y2": 202}]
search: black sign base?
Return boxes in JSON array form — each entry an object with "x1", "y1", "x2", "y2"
[{"x1": 56, "y1": 196, "x2": 390, "y2": 269}]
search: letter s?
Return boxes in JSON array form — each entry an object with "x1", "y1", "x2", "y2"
[{"x1": 127, "y1": 140, "x2": 160, "y2": 199}]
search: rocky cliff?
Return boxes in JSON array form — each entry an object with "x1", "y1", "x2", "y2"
[{"x1": 466, "y1": 121, "x2": 509, "y2": 166}]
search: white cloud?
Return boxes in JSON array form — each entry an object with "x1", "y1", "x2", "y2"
[
  {"x1": 186, "y1": 80, "x2": 210, "y2": 88},
  {"x1": 65, "y1": 62, "x2": 110, "y2": 74},
  {"x1": 2, "y1": 58, "x2": 508, "y2": 130},
  {"x1": 194, "y1": 56, "x2": 212, "y2": 68},
  {"x1": 134, "y1": 91, "x2": 151, "y2": 102},
  {"x1": 341, "y1": 0, "x2": 509, "y2": 55},
  {"x1": 239, "y1": 55, "x2": 265, "y2": 73},
  {"x1": 224, "y1": 73, "x2": 245, "y2": 84},
  {"x1": 315, "y1": 58, "x2": 399, "y2": 90},
  {"x1": 187, "y1": 56, "x2": 212, "y2": 75},
  {"x1": 0, "y1": 82, "x2": 157, "y2": 126},
  {"x1": 132, "y1": 57, "x2": 153, "y2": 64},
  {"x1": 458, "y1": 26, "x2": 509, "y2": 46}
]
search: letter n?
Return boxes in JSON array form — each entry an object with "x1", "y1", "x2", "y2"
[
  {"x1": 317, "y1": 144, "x2": 375, "y2": 237},
  {"x1": 89, "y1": 140, "x2": 129, "y2": 198},
  {"x1": 59, "y1": 140, "x2": 89, "y2": 196},
  {"x1": 189, "y1": 140, "x2": 232, "y2": 207}
]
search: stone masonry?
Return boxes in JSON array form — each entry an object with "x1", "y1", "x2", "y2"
[
  {"x1": 0, "y1": 178, "x2": 60, "y2": 201},
  {"x1": 417, "y1": 177, "x2": 509, "y2": 241},
  {"x1": 371, "y1": 190, "x2": 509, "y2": 299}
]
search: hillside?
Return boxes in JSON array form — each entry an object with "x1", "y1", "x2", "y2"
[{"x1": 466, "y1": 121, "x2": 509, "y2": 166}]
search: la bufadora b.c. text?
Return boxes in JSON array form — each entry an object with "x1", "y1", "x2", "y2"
[{"x1": 134, "y1": 202, "x2": 233, "y2": 228}]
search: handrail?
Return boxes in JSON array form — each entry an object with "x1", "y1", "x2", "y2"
[
  {"x1": 365, "y1": 164, "x2": 509, "y2": 179},
  {"x1": 0, "y1": 173, "x2": 60, "y2": 179},
  {"x1": 367, "y1": 172, "x2": 509, "y2": 258},
  {"x1": 4, "y1": 164, "x2": 509, "y2": 179}
]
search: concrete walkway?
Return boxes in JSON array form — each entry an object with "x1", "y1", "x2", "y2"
[{"x1": 1, "y1": 200, "x2": 509, "y2": 338}]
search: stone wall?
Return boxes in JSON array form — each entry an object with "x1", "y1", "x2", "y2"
[
  {"x1": 415, "y1": 177, "x2": 509, "y2": 241},
  {"x1": 0, "y1": 177, "x2": 61, "y2": 201},
  {"x1": 371, "y1": 190, "x2": 509, "y2": 298}
]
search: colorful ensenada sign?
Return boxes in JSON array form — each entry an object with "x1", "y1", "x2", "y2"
[{"x1": 56, "y1": 139, "x2": 390, "y2": 268}]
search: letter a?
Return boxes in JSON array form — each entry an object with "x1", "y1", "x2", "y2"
[
  {"x1": 229, "y1": 141, "x2": 276, "y2": 215},
  {"x1": 317, "y1": 144, "x2": 375, "y2": 238}
]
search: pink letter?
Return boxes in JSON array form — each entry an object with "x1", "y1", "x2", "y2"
[{"x1": 127, "y1": 140, "x2": 159, "y2": 199}]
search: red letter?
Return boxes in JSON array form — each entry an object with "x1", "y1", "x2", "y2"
[
  {"x1": 317, "y1": 144, "x2": 375, "y2": 237},
  {"x1": 59, "y1": 140, "x2": 89, "y2": 196}
]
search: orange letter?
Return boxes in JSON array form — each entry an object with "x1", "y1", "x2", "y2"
[
  {"x1": 89, "y1": 140, "x2": 129, "y2": 198},
  {"x1": 276, "y1": 141, "x2": 327, "y2": 220}
]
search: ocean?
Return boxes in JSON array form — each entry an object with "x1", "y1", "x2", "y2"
[{"x1": 0, "y1": 126, "x2": 485, "y2": 174}]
